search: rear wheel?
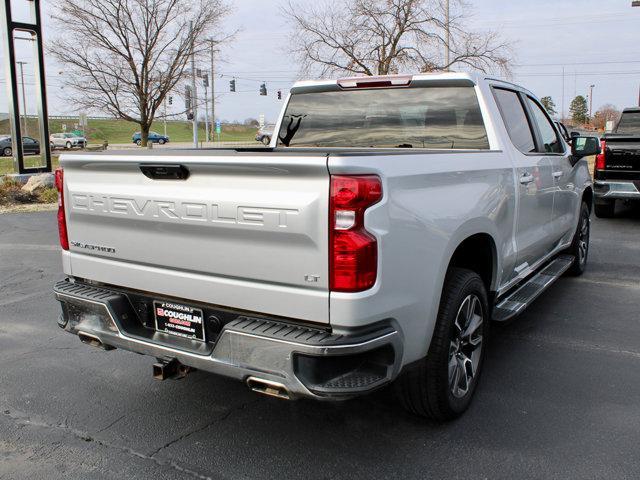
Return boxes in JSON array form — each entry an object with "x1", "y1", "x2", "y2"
[
  {"x1": 136, "y1": 139, "x2": 142, "y2": 146},
  {"x1": 262, "y1": 136, "x2": 271, "y2": 146},
  {"x1": 566, "y1": 201, "x2": 590, "y2": 276},
  {"x1": 395, "y1": 268, "x2": 488, "y2": 421},
  {"x1": 594, "y1": 200, "x2": 615, "y2": 218},
  {"x1": 3, "y1": 147, "x2": 11, "y2": 156}
]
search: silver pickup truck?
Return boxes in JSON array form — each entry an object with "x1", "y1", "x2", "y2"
[{"x1": 53, "y1": 73, "x2": 600, "y2": 421}]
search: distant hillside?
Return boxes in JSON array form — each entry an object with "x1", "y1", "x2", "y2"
[{"x1": 0, "y1": 118, "x2": 257, "y2": 144}]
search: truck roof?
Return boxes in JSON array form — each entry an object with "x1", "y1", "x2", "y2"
[
  {"x1": 622, "y1": 107, "x2": 640, "y2": 113},
  {"x1": 291, "y1": 72, "x2": 533, "y2": 96}
]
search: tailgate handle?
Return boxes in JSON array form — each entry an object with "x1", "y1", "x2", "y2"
[{"x1": 140, "y1": 164, "x2": 190, "y2": 180}]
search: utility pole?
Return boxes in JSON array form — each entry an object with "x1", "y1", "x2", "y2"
[
  {"x1": 588, "y1": 84, "x2": 595, "y2": 120},
  {"x1": 16, "y1": 61, "x2": 28, "y2": 135},
  {"x1": 190, "y1": 21, "x2": 198, "y2": 148},
  {"x1": 203, "y1": 74, "x2": 210, "y2": 142},
  {"x1": 207, "y1": 39, "x2": 217, "y2": 140},
  {"x1": 561, "y1": 66, "x2": 565, "y2": 121},
  {"x1": 444, "y1": 0, "x2": 450, "y2": 71}
]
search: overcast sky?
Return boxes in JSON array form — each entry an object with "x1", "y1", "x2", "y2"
[{"x1": 1, "y1": 0, "x2": 640, "y2": 124}]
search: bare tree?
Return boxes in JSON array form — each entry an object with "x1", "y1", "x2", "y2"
[
  {"x1": 592, "y1": 104, "x2": 621, "y2": 131},
  {"x1": 50, "y1": 0, "x2": 231, "y2": 146},
  {"x1": 283, "y1": 0, "x2": 512, "y2": 77}
]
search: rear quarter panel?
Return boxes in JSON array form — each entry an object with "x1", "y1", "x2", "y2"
[{"x1": 328, "y1": 151, "x2": 516, "y2": 364}]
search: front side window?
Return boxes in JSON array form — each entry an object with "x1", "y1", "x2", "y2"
[
  {"x1": 526, "y1": 97, "x2": 563, "y2": 153},
  {"x1": 493, "y1": 88, "x2": 535, "y2": 154},
  {"x1": 277, "y1": 86, "x2": 489, "y2": 149}
]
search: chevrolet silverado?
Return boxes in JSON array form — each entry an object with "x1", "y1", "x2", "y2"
[
  {"x1": 53, "y1": 73, "x2": 600, "y2": 421},
  {"x1": 594, "y1": 107, "x2": 640, "y2": 217}
]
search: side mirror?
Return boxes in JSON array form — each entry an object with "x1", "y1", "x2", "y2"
[
  {"x1": 571, "y1": 136, "x2": 601, "y2": 159},
  {"x1": 570, "y1": 131, "x2": 580, "y2": 139}
]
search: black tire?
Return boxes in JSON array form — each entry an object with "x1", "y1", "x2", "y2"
[
  {"x1": 3, "y1": 147, "x2": 12, "y2": 157},
  {"x1": 565, "y1": 202, "x2": 590, "y2": 276},
  {"x1": 158, "y1": 138, "x2": 166, "y2": 145},
  {"x1": 65, "y1": 141, "x2": 72, "y2": 149},
  {"x1": 136, "y1": 139, "x2": 142, "y2": 146},
  {"x1": 262, "y1": 136, "x2": 271, "y2": 146},
  {"x1": 395, "y1": 268, "x2": 489, "y2": 421},
  {"x1": 594, "y1": 200, "x2": 615, "y2": 218}
]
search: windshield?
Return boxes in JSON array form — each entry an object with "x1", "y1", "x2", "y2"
[
  {"x1": 615, "y1": 111, "x2": 640, "y2": 134},
  {"x1": 277, "y1": 86, "x2": 489, "y2": 149}
]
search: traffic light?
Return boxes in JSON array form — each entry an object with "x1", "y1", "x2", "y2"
[
  {"x1": 230, "y1": 79, "x2": 236, "y2": 92},
  {"x1": 277, "y1": 90, "x2": 282, "y2": 100},
  {"x1": 260, "y1": 83, "x2": 267, "y2": 96},
  {"x1": 168, "y1": 96, "x2": 173, "y2": 106},
  {"x1": 203, "y1": 74, "x2": 209, "y2": 88}
]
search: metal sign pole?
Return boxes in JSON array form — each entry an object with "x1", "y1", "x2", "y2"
[{"x1": 0, "y1": 0, "x2": 51, "y2": 174}]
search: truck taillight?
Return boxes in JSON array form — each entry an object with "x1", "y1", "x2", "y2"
[
  {"x1": 330, "y1": 175, "x2": 382, "y2": 292},
  {"x1": 55, "y1": 168, "x2": 69, "y2": 250},
  {"x1": 595, "y1": 140, "x2": 606, "y2": 171}
]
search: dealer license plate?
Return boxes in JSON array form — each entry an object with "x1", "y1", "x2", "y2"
[{"x1": 153, "y1": 301, "x2": 205, "y2": 342}]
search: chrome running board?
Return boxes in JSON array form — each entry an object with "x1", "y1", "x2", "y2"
[{"x1": 492, "y1": 254, "x2": 575, "y2": 322}]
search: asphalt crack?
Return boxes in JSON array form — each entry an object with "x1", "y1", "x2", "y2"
[
  {"x1": 1, "y1": 407, "x2": 218, "y2": 480},
  {"x1": 148, "y1": 398, "x2": 260, "y2": 458}
]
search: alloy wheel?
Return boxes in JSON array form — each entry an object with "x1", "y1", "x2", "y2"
[
  {"x1": 578, "y1": 213, "x2": 590, "y2": 266},
  {"x1": 448, "y1": 294, "x2": 484, "y2": 399}
]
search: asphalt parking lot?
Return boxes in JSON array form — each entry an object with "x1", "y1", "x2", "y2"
[{"x1": 1, "y1": 207, "x2": 639, "y2": 480}]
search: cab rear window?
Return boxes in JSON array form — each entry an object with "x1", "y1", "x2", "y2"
[
  {"x1": 277, "y1": 86, "x2": 489, "y2": 149},
  {"x1": 616, "y1": 111, "x2": 640, "y2": 134}
]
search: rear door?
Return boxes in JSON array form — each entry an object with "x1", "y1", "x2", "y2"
[
  {"x1": 61, "y1": 152, "x2": 330, "y2": 323},
  {"x1": 524, "y1": 95, "x2": 577, "y2": 244},
  {"x1": 493, "y1": 87, "x2": 556, "y2": 272}
]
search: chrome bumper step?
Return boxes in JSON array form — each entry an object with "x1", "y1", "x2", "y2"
[{"x1": 492, "y1": 255, "x2": 574, "y2": 322}]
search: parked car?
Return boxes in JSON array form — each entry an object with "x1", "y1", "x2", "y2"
[
  {"x1": 593, "y1": 107, "x2": 640, "y2": 217},
  {"x1": 132, "y1": 131, "x2": 169, "y2": 146},
  {"x1": 0, "y1": 135, "x2": 41, "y2": 156},
  {"x1": 53, "y1": 73, "x2": 598, "y2": 421},
  {"x1": 51, "y1": 133, "x2": 86, "y2": 150},
  {"x1": 255, "y1": 124, "x2": 275, "y2": 145}
]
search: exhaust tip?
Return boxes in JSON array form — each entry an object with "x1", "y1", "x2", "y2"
[
  {"x1": 78, "y1": 332, "x2": 115, "y2": 351},
  {"x1": 246, "y1": 377, "x2": 290, "y2": 400}
]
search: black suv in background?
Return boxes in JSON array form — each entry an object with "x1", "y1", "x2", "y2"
[{"x1": 594, "y1": 108, "x2": 640, "y2": 217}]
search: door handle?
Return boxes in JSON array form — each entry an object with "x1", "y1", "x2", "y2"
[
  {"x1": 519, "y1": 173, "x2": 534, "y2": 185},
  {"x1": 552, "y1": 171, "x2": 563, "y2": 179}
]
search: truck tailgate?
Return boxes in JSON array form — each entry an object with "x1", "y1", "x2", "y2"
[
  {"x1": 602, "y1": 136, "x2": 640, "y2": 181},
  {"x1": 60, "y1": 152, "x2": 330, "y2": 323}
]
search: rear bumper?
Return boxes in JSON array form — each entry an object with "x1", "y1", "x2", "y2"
[
  {"x1": 53, "y1": 279, "x2": 403, "y2": 400},
  {"x1": 594, "y1": 180, "x2": 640, "y2": 200}
]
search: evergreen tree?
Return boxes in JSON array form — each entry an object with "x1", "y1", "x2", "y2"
[
  {"x1": 570, "y1": 96, "x2": 589, "y2": 124},
  {"x1": 540, "y1": 96, "x2": 557, "y2": 116}
]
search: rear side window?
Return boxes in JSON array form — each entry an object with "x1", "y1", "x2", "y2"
[
  {"x1": 493, "y1": 88, "x2": 535, "y2": 154},
  {"x1": 616, "y1": 111, "x2": 640, "y2": 134},
  {"x1": 526, "y1": 96, "x2": 563, "y2": 153},
  {"x1": 277, "y1": 86, "x2": 489, "y2": 149}
]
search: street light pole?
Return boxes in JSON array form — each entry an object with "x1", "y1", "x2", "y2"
[
  {"x1": 190, "y1": 21, "x2": 198, "y2": 148},
  {"x1": 16, "y1": 61, "x2": 28, "y2": 136},
  {"x1": 589, "y1": 84, "x2": 595, "y2": 119},
  {"x1": 207, "y1": 39, "x2": 217, "y2": 139},
  {"x1": 163, "y1": 98, "x2": 167, "y2": 138}
]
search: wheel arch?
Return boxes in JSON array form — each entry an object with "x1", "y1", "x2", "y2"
[
  {"x1": 447, "y1": 233, "x2": 498, "y2": 294},
  {"x1": 582, "y1": 186, "x2": 593, "y2": 213}
]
